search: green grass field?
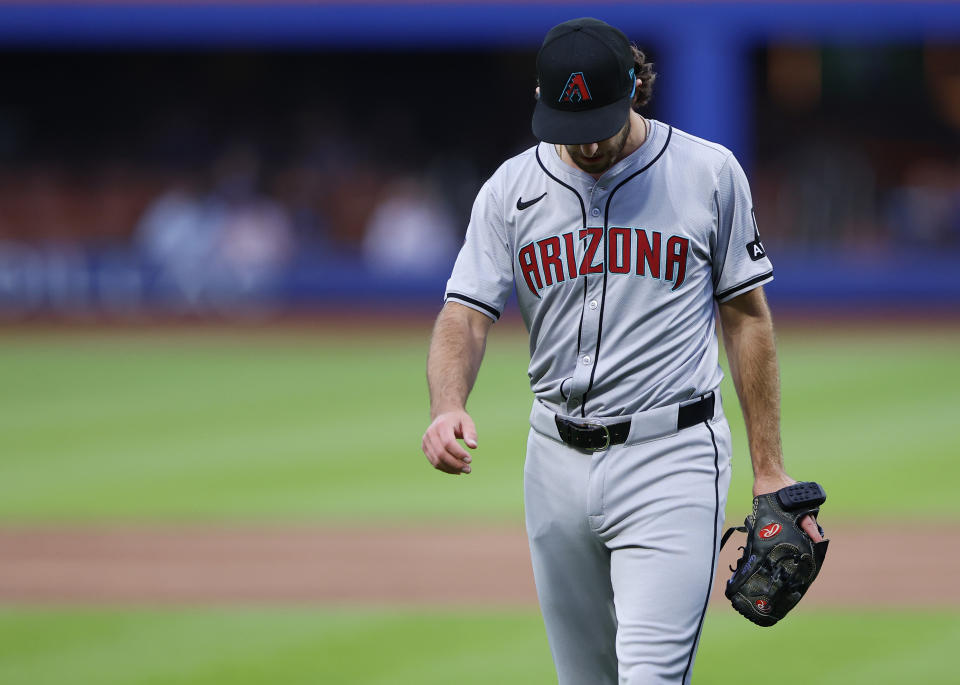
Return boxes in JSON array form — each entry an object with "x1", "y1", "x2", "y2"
[
  {"x1": 0, "y1": 608, "x2": 956, "y2": 684},
  {"x1": 0, "y1": 325, "x2": 957, "y2": 522},
  {"x1": 1, "y1": 324, "x2": 958, "y2": 684}
]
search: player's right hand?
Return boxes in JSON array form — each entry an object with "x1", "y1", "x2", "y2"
[{"x1": 421, "y1": 410, "x2": 478, "y2": 475}]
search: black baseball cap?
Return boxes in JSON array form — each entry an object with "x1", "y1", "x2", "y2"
[{"x1": 532, "y1": 17, "x2": 637, "y2": 144}]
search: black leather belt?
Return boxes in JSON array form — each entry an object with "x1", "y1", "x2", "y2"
[{"x1": 554, "y1": 392, "x2": 716, "y2": 451}]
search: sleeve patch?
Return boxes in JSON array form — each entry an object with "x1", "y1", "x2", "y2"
[{"x1": 746, "y1": 208, "x2": 766, "y2": 261}]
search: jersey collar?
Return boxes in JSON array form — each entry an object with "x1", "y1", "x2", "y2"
[{"x1": 539, "y1": 118, "x2": 667, "y2": 187}]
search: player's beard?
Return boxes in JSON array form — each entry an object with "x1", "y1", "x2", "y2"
[{"x1": 565, "y1": 118, "x2": 631, "y2": 175}]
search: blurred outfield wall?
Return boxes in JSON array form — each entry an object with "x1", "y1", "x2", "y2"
[{"x1": 0, "y1": 1, "x2": 958, "y2": 318}]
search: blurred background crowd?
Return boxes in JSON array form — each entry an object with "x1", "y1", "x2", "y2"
[{"x1": 0, "y1": 9, "x2": 958, "y2": 317}]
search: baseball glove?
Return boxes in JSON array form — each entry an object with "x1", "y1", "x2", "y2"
[{"x1": 721, "y1": 481, "x2": 829, "y2": 627}]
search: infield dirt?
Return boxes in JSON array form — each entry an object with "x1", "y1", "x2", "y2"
[{"x1": 0, "y1": 523, "x2": 951, "y2": 607}]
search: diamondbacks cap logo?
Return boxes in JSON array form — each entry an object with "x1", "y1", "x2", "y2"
[
  {"x1": 560, "y1": 72, "x2": 592, "y2": 103},
  {"x1": 758, "y1": 523, "x2": 782, "y2": 539}
]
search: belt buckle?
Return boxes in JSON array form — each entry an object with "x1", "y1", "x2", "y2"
[{"x1": 578, "y1": 420, "x2": 611, "y2": 452}]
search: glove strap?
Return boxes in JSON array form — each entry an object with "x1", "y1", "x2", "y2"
[{"x1": 719, "y1": 525, "x2": 747, "y2": 550}]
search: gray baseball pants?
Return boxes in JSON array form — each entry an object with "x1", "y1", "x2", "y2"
[{"x1": 523, "y1": 398, "x2": 732, "y2": 684}]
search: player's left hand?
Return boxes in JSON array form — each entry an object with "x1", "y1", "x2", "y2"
[{"x1": 753, "y1": 472, "x2": 823, "y2": 542}]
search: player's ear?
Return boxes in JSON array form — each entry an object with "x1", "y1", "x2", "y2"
[{"x1": 632, "y1": 79, "x2": 642, "y2": 105}]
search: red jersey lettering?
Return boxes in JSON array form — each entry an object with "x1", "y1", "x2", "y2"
[
  {"x1": 578, "y1": 228, "x2": 604, "y2": 275},
  {"x1": 636, "y1": 229, "x2": 661, "y2": 278},
  {"x1": 518, "y1": 243, "x2": 543, "y2": 296},
  {"x1": 608, "y1": 227, "x2": 631, "y2": 274},
  {"x1": 537, "y1": 236, "x2": 564, "y2": 287},
  {"x1": 666, "y1": 235, "x2": 689, "y2": 291},
  {"x1": 562, "y1": 232, "x2": 578, "y2": 280}
]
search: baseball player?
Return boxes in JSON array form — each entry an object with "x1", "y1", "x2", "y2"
[{"x1": 421, "y1": 17, "x2": 823, "y2": 684}]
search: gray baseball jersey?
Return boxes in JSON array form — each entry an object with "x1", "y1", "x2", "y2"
[{"x1": 445, "y1": 119, "x2": 772, "y2": 418}]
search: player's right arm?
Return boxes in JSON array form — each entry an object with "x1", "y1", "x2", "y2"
[
  {"x1": 424, "y1": 167, "x2": 512, "y2": 475},
  {"x1": 422, "y1": 302, "x2": 494, "y2": 475}
]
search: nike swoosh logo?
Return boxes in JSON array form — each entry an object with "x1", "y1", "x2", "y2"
[{"x1": 516, "y1": 192, "x2": 547, "y2": 211}]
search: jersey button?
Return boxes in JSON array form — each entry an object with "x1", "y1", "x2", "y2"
[
  {"x1": 591, "y1": 207, "x2": 601, "y2": 217},
  {"x1": 589, "y1": 299, "x2": 598, "y2": 310},
  {"x1": 582, "y1": 355, "x2": 591, "y2": 365}
]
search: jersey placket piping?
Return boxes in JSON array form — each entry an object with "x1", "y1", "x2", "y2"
[
  {"x1": 579, "y1": 126, "x2": 674, "y2": 416},
  {"x1": 535, "y1": 147, "x2": 590, "y2": 415}
]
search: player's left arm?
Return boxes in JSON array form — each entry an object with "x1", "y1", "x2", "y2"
[{"x1": 718, "y1": 286, "x2": 823, "y2": 542}]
